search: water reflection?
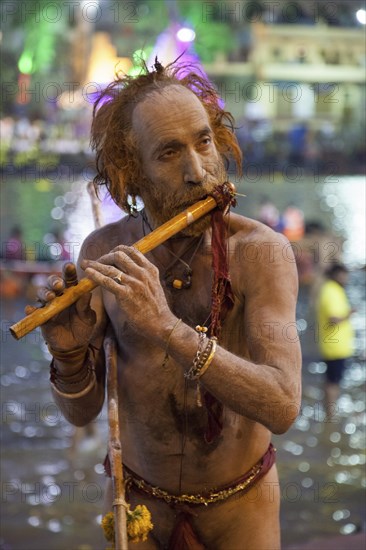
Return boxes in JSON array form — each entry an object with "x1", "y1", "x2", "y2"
[
  {"x1": 277, "y1": 298, "x2": 366, "y2": 544},
  {"x1": 319, "y1": 176, "x2": 366, "y2": 267},
  {"x1": 1, "y1": 300, "x2": 108, "y2": 549}
]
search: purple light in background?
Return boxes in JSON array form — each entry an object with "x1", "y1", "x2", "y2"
[
  {"x1": 85, "y1": 89, "x2": 115, "y2": 108},
  {"x1": 147, "y1": 23, "x2": 199, "y2": 70},
  {"x1": 176, "y1": 27, "x2": 196, "y2": 42},
  {"x1": 147, "y1": 23, "x2": 225, "y2": 107},
  {"x1": 83, "y1": 82, "x2": 124, "y2": 110},
  {"x1": 87, "y1": 23, "x2": 225, "y2": 111}
]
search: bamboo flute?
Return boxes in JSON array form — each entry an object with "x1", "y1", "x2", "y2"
[{"x1": 10, "y1": 193, "x2": 221, "y2": 340}]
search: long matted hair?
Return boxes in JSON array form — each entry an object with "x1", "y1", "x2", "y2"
[{"x1": 90, "y1": 60, "x2": 242, "y2": 212}]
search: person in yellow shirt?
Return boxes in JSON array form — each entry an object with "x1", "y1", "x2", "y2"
[{"x1": 316, "y1": 263, "x2": 355, "y2": 419}]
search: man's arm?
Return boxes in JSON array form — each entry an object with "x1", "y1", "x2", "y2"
[
  {"x1": 163, "y1": 232, "x2": 302, "y2": 434},
  {"x1": 50, "y1": 283, "x2": 107, "y2": 427},
  {"x1": 47, "y1": 234, "x2": 109, "y2": 427}
]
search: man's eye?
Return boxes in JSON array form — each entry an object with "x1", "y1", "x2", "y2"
[
  {"x1": 200, "y1": 137, "x2": 212, "y2": 146},
  {"x1": 160, "y1": 150, "x2": 176, "y2": 159}
]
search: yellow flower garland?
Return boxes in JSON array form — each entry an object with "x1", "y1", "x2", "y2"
[
  {"x1": 101, "y1": 505, "x2": 153, "y2": 547},
  {"x1": 101, "y1": 512, "x2": 115, "y2": 543}
]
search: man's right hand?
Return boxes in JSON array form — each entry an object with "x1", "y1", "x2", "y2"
[{"x1": 25, "y1": 262, "x2": 97, "y2": 352}]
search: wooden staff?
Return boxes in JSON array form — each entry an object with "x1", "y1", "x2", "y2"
[
  {"x1": 10, "y1": 192, "x2": 227, "y2": 340},
  {"x1": 87, "y1": 185, "x2": 128, "y2": 547},
  {"x1": 88, "y1": 183, "x2": 128, "y2": 548},
  {"x1": 104, "y1": 333, "x2": 129, "y2": 550}
]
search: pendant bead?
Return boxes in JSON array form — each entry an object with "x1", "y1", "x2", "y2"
[{"x1": 172, "y1": 279, "x2": 183, "y2": 289}]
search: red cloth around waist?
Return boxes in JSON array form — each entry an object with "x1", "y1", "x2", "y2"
[{"x1": 104, "y1": 444, "x2": 276, "y2": 549}]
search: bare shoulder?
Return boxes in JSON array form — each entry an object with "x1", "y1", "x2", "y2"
[
  {"x1": 228, "y1": 212, "x2": 298, "y2": 292},
  {"x1": 79, "y1": 215, "x2": 141, "y2": 261},
  {"x1": 229, "y1": 211, "x2": 289, "y2": 247}
]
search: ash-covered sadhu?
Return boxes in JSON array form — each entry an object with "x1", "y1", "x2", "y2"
[{"x1": 29, "y1": 60, "x2": 301, "y2": 549}]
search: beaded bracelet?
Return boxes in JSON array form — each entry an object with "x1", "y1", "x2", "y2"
[
  {"x1": 190, "y1": 325, "x2": 208, "y2": 365},
  {"x1": 50, "y1": 359, "x2": 91, "y2": 386}
]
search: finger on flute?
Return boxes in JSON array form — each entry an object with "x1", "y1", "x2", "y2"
[
  {"x1": 10, "y1": 278, "x2": 97, "y2": 340},
  {"x1": 9, "y1": 189, "x2": 233, "y2": 340}
]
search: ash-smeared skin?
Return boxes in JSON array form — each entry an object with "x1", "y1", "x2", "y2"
[
  {"x1": 133, "y1": 86, "x2": 227, "y2": 237},
  {"x1": 35, "y1": 85, "x2": 301, "y2": 549}
]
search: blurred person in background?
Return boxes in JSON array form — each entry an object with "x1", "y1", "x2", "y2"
[
  {"x1": 3, "y1": 225, "x2": 24, "y2": 261},
  {"x1": 316, "y1": 263, "x2": 355, "y2": 419},
  {"x1": 281, "y1": 202, "x2": 305, "y2": 242},
  {"x1": 257, "y1": 195, "x2": 282, "y2": 232},
  {"x1": 288, "y1": 120, "x2": 308, "y2": 168}
]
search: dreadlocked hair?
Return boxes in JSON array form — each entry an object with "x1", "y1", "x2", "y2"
[{"x1": 90, "y1": 59, "x2": 242, "y2": 212}]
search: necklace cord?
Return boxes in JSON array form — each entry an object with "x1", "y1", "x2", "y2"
[{"x1": 141, "y1": 211, "x2": 204, "y2": 287}]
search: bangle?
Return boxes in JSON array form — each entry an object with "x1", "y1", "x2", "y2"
[
  {"x1": 196, "y1": 338, "x2": 217, "y2": 378},
  {"x1": 48, "y1": 344, "x2": 88, "y2": 364},
  {"x1": 161, "y1": 318, "x2": 182, "y2": 368},
  {"x1": 51, "y1": 372, "x2": 96, "y2": 399},
  {"x1": 185, "y1": 337, "x2": 218, "y2": 381}
]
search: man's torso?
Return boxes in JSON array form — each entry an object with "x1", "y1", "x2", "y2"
[{"x1": 88, "y1": 212, "x2": 275, "y2": 492}]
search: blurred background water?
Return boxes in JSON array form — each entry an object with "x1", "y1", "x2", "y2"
[{"x1": 1, "y1": 0, "x2": 365, "y2": 548}]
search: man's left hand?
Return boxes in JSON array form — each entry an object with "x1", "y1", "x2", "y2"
[{"x1": 81, "y1": 245, "x2": 173, "y2": 335}]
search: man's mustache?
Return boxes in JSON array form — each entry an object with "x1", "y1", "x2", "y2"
[{"x1": 170, "y1": 182, "x2": 224, "y2": 211}]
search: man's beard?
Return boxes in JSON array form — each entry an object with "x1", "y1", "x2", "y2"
[{"x1": 139, "y1": 162, "x2": 227, "y2": 237}]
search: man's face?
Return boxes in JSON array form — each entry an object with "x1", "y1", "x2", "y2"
[{"x1": 131, "y1": 85, "x2": 226, "y2": 234}]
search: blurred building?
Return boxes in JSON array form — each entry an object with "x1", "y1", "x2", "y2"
[{"x1": 205, "y1": 21, "x2": 365, "y2": 125}]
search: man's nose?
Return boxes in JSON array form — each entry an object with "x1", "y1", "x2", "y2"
[{"x1": 183, "y1": 150, "x2": 205, "y2": 185}]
